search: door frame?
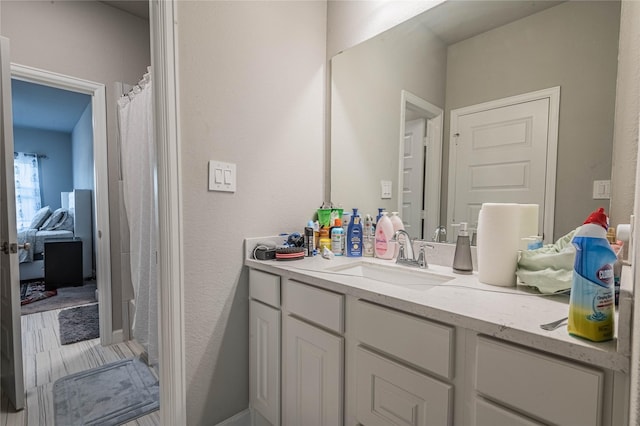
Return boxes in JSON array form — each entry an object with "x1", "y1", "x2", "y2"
[
  {"x1": 448, "y1": 86, "x2": 560, "y2": 242},
  {"x1": 11, "y1": 64, "x2": 114, "y2": 345},
  {"x1": 150, "y1": 0, "x2": 187, "y2": 423},
  {"x1": 398, "y1": 90, "x2": 443, "y2": 239}
]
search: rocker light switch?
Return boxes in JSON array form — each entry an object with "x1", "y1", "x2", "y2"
[
  {"x1": 381, "y1": 180, "x2": 392, "y2": 199},
  {"x1": 209, "y1": 161, "x2": 236, "y2": 192}
]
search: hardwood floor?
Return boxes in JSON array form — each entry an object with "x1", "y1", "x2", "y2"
[{"x1": 0, "y1": 305, "x2": 160, "y2": 426}]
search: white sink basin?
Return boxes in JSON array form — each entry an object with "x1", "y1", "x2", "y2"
[{"x1": 325, "y1": 261, "x2": 453, "y2": 290}]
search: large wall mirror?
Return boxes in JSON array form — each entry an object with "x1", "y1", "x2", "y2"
[{"x1": 330, "y1": 0, "x2": 620, "y2": 243}]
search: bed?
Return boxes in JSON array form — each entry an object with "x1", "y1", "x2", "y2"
[{"x1": 18, "y1": 189, "x2": 93, "y2": 281}]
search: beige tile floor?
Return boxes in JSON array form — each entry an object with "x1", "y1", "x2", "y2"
[{"x1": 0, "y1": 306, "x2": 160, "y2": 426}]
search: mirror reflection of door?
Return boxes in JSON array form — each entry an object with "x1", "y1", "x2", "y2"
[
  {"x1": 398, "y1": 90, "x2": 443, "y2": 240},
  {"x1": 448, "y1": 87, "x2": 560, "y2": 242},
  {"x1": 402, "y1": 118, "x2": 425, "y2": 237}
]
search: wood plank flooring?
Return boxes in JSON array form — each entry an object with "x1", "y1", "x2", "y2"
[{"x1": 0, "y1": 305, "x2": 160, "y2": 426}]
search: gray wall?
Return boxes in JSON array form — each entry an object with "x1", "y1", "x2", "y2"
[
  {"x1": 176, "y1": 1, "x2": 327, "y2": 423},
  {"x1": 444, "y1": 1, "x2": 620, "y2": 240},
  {"x1": 13, "y1": 127, "x2": 72, "y2": 210},
  {"x1": 331, "y1": 20, "x2": 447, "y2": 216},
  {"x1": 1, "y1": 0, "x2": 150, "y2": 332}
]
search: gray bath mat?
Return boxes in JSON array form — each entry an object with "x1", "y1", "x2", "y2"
[
  {"x1": 58, "y1": 303, "x2": 99, "y2": 345},
  {"x1": 53, "y1": 357, "x2": 159, "y2": 425}
]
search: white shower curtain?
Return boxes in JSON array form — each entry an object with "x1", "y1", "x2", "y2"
[{"x1": 117, "y1": 70, "x2": 158, "y2": 366}]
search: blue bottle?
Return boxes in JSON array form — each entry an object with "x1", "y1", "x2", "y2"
[
  {"x1": 347, "y1": 208, "x2": 363, "y2": 257},
  {"x1": 567, "y1": 208, "x2": 617, "y2": 342}
]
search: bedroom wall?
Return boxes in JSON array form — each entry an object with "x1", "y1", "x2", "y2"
[
  {"x1": 72, "y1": 103, "x2": 94, "y2": 192},
  {"x1": 13, "y1": 127, "x2": 73, "y2": 210},
  {"x1": 176, "y1": 1, "x2": 326, "y2": 423},
  {"x1": 0, "y1": 0, "x2": 150, "y2": 333}
]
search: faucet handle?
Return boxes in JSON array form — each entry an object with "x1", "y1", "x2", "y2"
[
  {"x1": 396, "y1": 243, "x2": 407, "y2": 263},
  {"x1": 416, "y1": 243, "x2": 433, "y2": 268}
]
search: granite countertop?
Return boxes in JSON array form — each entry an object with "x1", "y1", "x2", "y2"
[{"x1": 244, "y1": 237, "x2": 633, "y2": 373}]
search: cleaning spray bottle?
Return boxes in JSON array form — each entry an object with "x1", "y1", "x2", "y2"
[{"x1": 567, "y1": 208, "x2": 617, "y2": 342}]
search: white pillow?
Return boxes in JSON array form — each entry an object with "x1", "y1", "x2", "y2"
[
  {"x1": 40, "y1": 208, "x2": 68, "y2": 231},
  {"x1": 29, "y1": 206, "x2": 52, "y2": 229}
]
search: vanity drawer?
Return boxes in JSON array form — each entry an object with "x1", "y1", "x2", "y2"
[
  {"x1": 475, "y1": 336, "x2": 603, "y2": 426},
  {"x1": 354, "y1": 300, "x2": 454, "y2": 379},
  {"x1": 283, "y1": 280, "x2": 344, "y2": 333},
  {"x1": 355, "y1": 346, "x2": 452, "y2": 426},
  {"x1": 249, "y1": 269, "x2": 280, "y2": 308}
]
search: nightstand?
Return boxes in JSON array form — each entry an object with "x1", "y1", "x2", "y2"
[{"x1": 44, "y1": 238, "x2": 83, "y2": 290}]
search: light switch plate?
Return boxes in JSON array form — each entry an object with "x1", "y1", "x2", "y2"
[
  {"x1": 381, "y1": 180, "x2": 392, "y2": 199},
  {"x1": 209, "y1": 161, "x2": 236, "y2": 192},
  {"x1": 592, "y1": 179, "x2": 610, "y2": 200}
]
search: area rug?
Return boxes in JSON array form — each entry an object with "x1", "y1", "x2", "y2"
[
  {"x1": 22, "y1": 281, "x2": 97, "y2": 316},
  {"x1": 20, "y1": 280, "x2": 56, "y2": 306},
  {"x1": 53, "y1": 357, "x2": 159, "y2": 426},
  {"x1": 58, "y1": 303, "x2": 99, "y2": 345}
]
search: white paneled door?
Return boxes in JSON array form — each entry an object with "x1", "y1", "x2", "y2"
[
  {"x1": 0, "y1": 36, "x2": 25, "y2": 411},
  {"x1": 448, "y1": 88, "x2": 559, "y2": 241},
  {"x1": 402, "y1": 118, "x2": 426, "y2": 236}
]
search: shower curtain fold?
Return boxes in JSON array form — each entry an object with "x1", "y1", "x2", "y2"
[{"x1": 117, "y1": 70, "x2": 158, "y2": 366}]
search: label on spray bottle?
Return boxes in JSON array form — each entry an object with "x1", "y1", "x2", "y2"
[{"x1": 567, "y1": 235, "x2": 617, "y2": 342}]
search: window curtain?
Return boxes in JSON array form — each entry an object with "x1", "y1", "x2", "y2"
[
  {"x1": 117, "y1": 70, "x2": 158, "y2": 366},
  {"x1": 14, "y1": 152, "x2": 42, "y2": 230}
]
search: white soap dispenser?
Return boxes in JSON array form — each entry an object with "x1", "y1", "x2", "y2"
[{"x1": 452, "y1": 222, "x2": 473, "y2": 274}]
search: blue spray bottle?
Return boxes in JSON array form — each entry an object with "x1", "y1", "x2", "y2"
[
  {"x1": 347, "y1": 208, "x2": 363, "y2": 257},
  {"x1": 567, "y1": 208, "x2": 617, "y2": 342}
]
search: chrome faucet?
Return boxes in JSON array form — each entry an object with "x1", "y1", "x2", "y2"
[
  {"x1": 390, "y1": 229, "x2": 432, "y2": 269},
  {"x1": 433, "y1": 225, "x2": 447, "y2": 243}
]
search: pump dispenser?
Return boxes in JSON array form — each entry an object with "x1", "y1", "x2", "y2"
[{"x1": 452, "y1": 222, "x2": 473, "y2": 274}]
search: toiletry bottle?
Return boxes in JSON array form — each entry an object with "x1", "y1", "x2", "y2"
[
  {"x1": 567, "y1": 208, "x2": 617, "y2": 342},
  {"x1": 363, "y1": 214, "x2": 375, "y2": 257},
  {"x1": 318, "y1": 227, "x2": 331, "y2": 253},
  {"x1": 389, "y1": 212, "x2": 405, "y2": 258},
  {"x1": 347, "y1": 208, "x2": 363, "y2": 257},
  {"x1": 375, "y1": 208, "x2": 385, "y2": 227},
  {"x1": 331, "y1": 218, "x2": 344, "y2": 256},
  {"x1": 304, "y1": 221, "x2": 315, "y2": 257},
  {"x1": 452, "y1": 222, "x2": 473, "y2": 274},
  {"x1": 375, "y1": 212, "x2": 395, "y2": 259}
]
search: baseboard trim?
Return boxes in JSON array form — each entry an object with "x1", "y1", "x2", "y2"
[
  {"x1": 111, "y1": 329, "x2": 124, "y2": 344},
  {"x1": 215, "y1": 409, "x2": 250, "y2": 426}
]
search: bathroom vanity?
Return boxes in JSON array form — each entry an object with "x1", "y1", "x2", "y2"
[{"x1": 245, "y1": 237, "x2": 631, "y2": 426}]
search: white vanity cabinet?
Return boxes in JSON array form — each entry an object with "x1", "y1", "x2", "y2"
[
  {"x1": 349, "y1": 300, "x2": 455, "y2": 426},
  {"x1": 249, "y1": 269, "x2": 282, "y2": 426},
  {"x1": 471, "y1": 336, "x2": 607, "y2": 426},
  {"x1": 282, "y1": 279, "x2": 345, "y2": 426},
  {"x1": 247, "y1": 263, "x2": 629, "y2": 426}
]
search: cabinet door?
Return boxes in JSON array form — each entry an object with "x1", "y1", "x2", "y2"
[
  {"x1": 356, "y1": 347, "x2": 452, "y2": 426},
  {"x1": 474, "y1": 398, "x2": 544, "y2": 426},
  {"x1": 283, "y1": 315, "x2": 344, "y2": 426},
  {"x1": 250, "y1": 300, "x2": 281, "y2": 426}
]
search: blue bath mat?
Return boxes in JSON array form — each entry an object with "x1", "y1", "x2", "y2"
[{"x1": 53, "y1": 357, "x2": 159, "y2": 425}]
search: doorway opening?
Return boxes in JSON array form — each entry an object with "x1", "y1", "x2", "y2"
[{"x1": 11, "y1": 64, "x2": 114, "y2": 344}]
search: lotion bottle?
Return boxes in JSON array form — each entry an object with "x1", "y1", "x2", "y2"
[
  {"x1": 346, "y1": 208, "x2": 363, "y2": 257},
  {"x1": 375, "y1": 212, "x2": 395, "y2": 259}
]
